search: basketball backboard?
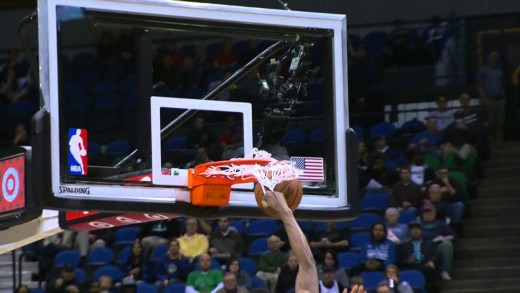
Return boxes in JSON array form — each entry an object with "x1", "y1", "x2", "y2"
[{"x1": 37, "y1": 0, "x2": 359, "y2": 220}]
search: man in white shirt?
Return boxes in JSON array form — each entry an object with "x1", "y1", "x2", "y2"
[{"x1": 428, "y1": 96, "x2": 454, "y2": 131}]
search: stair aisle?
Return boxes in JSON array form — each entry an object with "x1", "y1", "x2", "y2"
[
  {"x1": 441, "y1": 142, "x2": 520, "y2": 293},
  {"x1": 0, "y1": 249, "x2": 41, "y2": 292}
]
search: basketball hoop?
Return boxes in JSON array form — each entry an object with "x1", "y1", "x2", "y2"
[{"x1": 188, "y1": 148, "x2": 299, "y2": 206}]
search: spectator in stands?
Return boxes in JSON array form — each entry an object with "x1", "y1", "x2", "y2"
[
  {"x1": 383, "y1": 265, "x2": 414, "y2": 293},
  {"x1": 193, "y1": 46, "x2": 211, "y2": 75},
  {"x1": 186, "y1": 116, "x2": 215, "y2": 149},
  {"x1": 431, "y1": 167, "x2": 461, "y2": 200},
  {"x1": 99, "y1": 275, "x2": 114, "y2": 293},
  {"x1": 217, "y1": 114, "x2": 242, "y2": 146},
  {"x1": 114, "y1": 32, "x2": 135, "y2": 64},
  {"x1": 318, "y1": 264, "x2": 345, "y2": 293},
  {"x1": 372, "y1": 136, "x2": 406, "y2": 169},
  {"x1": 274, "y1": 253, "x2": 299, "y2": 293},
  {"x1": 385, "y1": 207, "x2": 409, "y2": 244},
  {"x1": 154, "y1": 52, "x2": 179, "y2": 91},
  {"x1": 177, "y1": 56, "x2": 202, "y2": 91},
  {"x1": 364, "y1": 153, "x2": 400, "y2": 190},
  {"x1": 156, "y1": 39, "x2": 184, "y2": 68},
  {"x1": 209, "y1": 217, "x2": 245, "y2": 262},
  {"x1": 426, "y1": 183, "x2": 465, "y2": 224},
  {"x1": 409, "y1": 152, "x2": 436, "y2": 187},
  {"x1": 225, "y1": 257, "x2": 252, "y2": 290},
  {"x1": 429, "y1": 96, "x2": 455, "y2": 131},
  {"x1": 11, "y1": 123, "x2": 30, "y2": 146},
  {"x1": 186, "y1": 253, "x2": 223, "y2": 293},
  {"x1": 155, "y1": 238, "x2": 191, "y2": 289},
  {"x1": 89, "y1": 281, "x2": 101, "y2": 293},
  {"x1": 383, "y1": 19, "x2": 418, "y2": 67},
  {"x1": 423, "y1": 16, "x2": 447, "y2": 62},
  {"x1": 222, "y1": 134, "x2": 245, "y2": 160},
  {"x1": 213, "y1": 37, "x2": 239, "y2": 71},
  {"x1": 347, "y1": 36, "x2": 368, "y2": 100},
  {"x1": 441, "y1": 118, "x2": 478, "y2": 161},
  {"x1": 317, "y1": 250, "x2": 350, "y2": 289},
  {"x1": 97, "y1": 31, "x2": 117, "y2": 63},
  {"x1": 477, "y1": 51, "x2": 505, "y2": 145},
  {"x1": 399, "y1": 222, "x2": 438, "y2": 293},
  {"x1": 420, "y1": 202, "x2": 456, "y2": 281},
  {"x1": 351, "y1": 223, "x2": 396, "y2": 276},
  {"x1": 408, "y1": 117, "x2": 442, "y2": 156},
  {"x1": 185, "y1": 146, "x2": 212, "y2": 169},
  {"x1": 15, "y1": 285, "x2": 30, "y2": 293},
  {"x1": 139, "y1": 219, "x2": 180, "y2": 257},
  {"x1": 123, "y1": 240, "x2": 145, "y2": 283},
  {"x1": 358, "y1": 142, "x2": 369, "y2": 171},
  {"x1": 178, "y1": 217, "x2": 209, "y2": 260},
  {"x1": 0, "y1": 63, "x2": 31, "y2": 104},
  {"x1": 120, "y1": 276, "x2": 137, "y2": 293},
  {"x1": 454, "y1": 93, "x2": 488, "y2": 137},
  {"x1": 256, "y1": 235, "x2": 288, "y2": 292},
  {"x1": 47, "y1": 264, "x2": 80, "y2": 293},
  {"x1": 215, "y1": 272, "x2": 250, "y2": 293},
  {"x1": 309, "y1": 221, "x2": 350, "y2": 259},
  {"x1": 390, "y1": 166, "x2": 423, "y2": 214},
  {"x1": 376, "y1": 282, "x2": 391, "y2": 293}
]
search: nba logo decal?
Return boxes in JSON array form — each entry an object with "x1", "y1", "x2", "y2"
[{"x1": 68, "y1": 128, "x2": 88, "y2": 175}]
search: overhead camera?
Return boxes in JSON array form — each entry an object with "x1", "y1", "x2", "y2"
[{"x1": 258, "y1": 39, "x2": 314, "y2": 145}]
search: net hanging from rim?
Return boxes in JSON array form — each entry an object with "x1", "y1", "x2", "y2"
[{"x1": 198, "y1": 148, "x2": 300, "y2": 193}]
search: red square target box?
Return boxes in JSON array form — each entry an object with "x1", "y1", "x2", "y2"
[{"x1": 0, "y1": 155, "x2": 25, "y2": 214}]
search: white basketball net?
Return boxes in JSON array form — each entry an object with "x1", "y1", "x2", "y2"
[{"x1": 199, "y1": 148, "x2": 300, "y2": 194}]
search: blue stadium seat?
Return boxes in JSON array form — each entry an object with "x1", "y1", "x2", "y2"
[
  {"x1": 165, "y1": 136, "x2": 188, "y2": 151},
  {"x1": 180, "y1": 44, "x2": 197, "y2": 58},
  {"x1": 297, "y1": 220, "x2": 313, "y2": 236},
  {"x1": 54, "y1": 250, "x2": 81, "y2": 267},
  {"x1": 137, "y1": 283, "x2": 158, "y2": 293},
  {"x1": 64, "y1": 82, "x2": 89, "y2": 97},
  {"x1": 30, "y1": 288, "x2": 45, "y2": 293},
  {"x1": 337, "y1": 252, "x2": 361, "y2": 270},
  {"x1": 239, "y1": 258, "x2": 257, "y2": 277},
  {"x1": 93, "y1": 265, "x2": 123, "y2": 282},
  {"x1": 115, "y1": 227, "x2": 140, "y2": 244},
  {"x1": 230, "y1": 220, "x2": 245, "y2": 234},
  {"x1": 349, "y1": 232, "x2": 371, "y2": 251},
  {"x1": 349, "y1": 213, "x2": 382, "y2": 231},
  {"x1": 183, "y1": 88, "x2": 206, "y2": 99},
  {"x1": 94, "y1": 93, "x2": 119, "y2": 110},
  {"x1": 164, "y1": 283, "x2": 186, "y2": 293},
  {"x1": 252, "y1": 276, "x2": 267, "y2": 289},
  {"x1": 313, "y1": 221, "x2": 348, "y2": 234},
  {"x1": 369, "y1": 122, "x2": 396, "y2": 140},
  {"x1": 117, "y1": 246, "x2": 132, "y2": 269},
  {"x1": 76, "y1": 68, "x2": 101, "y2": 83},
  {"x1": 105, "y1": 64, "x2": 127, "y2": 81},
  {"x1": 361, "y1": 194, "x2": 390, "y2": 213},
  {"x1": 281, "y1": 128, "x2": 305, "y2": 145},
  {"x1": 307, "y1": 83, "x2": 325, "y2": 101},
  {"x1": 246, "y1": 219, "x2": 277, "y2": 238},
  {"x1": 360, "y1": 271, "x2": 385, "y2": 290},
  {"x1": 310, "y1": 127, "x2": 325, "y2": 142},
  {"x1": 66, "y1": 96, "x2": 92, "y2": 112},
  {"x1": 106, "y1": 140, "x2": 131, "y2": 156},
  {"x1": 75, "y1": 267, "x2": 87, "y2": 284},
  {"x1": 248, "y1": 237, "x2": 269, "y2": 256},
  {"x1": 8, "y1": 100, "x2": 35, "y2": 117},
  {"x1": 149, "y1": 242, "x2": 169, "y2": 262},
  {"x1": 351, "y1": 124, "x2": 365, "y2": 140},
  {"x1": 399, "y1": 210, "x2": 417, "y2": 224},
  {"x1": 72, "y1": 52, "x2": 96, "y2": 68},
  {"x1": 400, "y1": 270, "x2": 426, "y2": 293},
  {"x1": 118, "y1": 75, "x2": 137, "y2": 94},
  {"x1": 92, "y1": 79, "x2": 117, "y2": 95},
  {"x1": 87, "y1": 247, "x2": 114, "y2": 265},
  {"x1": 400, "y1": 118, "x2": 426, "y2": 135}
]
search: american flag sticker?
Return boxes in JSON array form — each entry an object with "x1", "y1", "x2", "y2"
[{"x1": 291, "y1": 157, "x2": 325, "y2": 182}]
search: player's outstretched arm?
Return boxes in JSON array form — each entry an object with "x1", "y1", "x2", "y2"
[
  {"x1": 262, "y1": 190, "x2": 318, "y2": 293},
  {"x1": 343, "y1": 285, "x2": 366, "y2": 293}
]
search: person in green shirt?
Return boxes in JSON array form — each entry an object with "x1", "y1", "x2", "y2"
[
  {"x1": 255, "y1": 235, "x2": 288, "y2": 291},
  {"x1": 186, "y1": 253, "x2": 223, "y2": 293}
]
